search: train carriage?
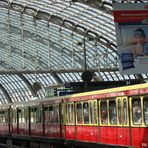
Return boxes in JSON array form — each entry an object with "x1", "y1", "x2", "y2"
[
  {"x1": 63, "y1": 83, "x2": 148, "y2": 148},
  {"x1": 40, "y1": 98, "x2": 64, "y2": 138},
  {"x1": 0, "y1": 83, "x2": 147, "y2": 148}
]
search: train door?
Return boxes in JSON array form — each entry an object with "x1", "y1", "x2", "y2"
[
  {"x1": 60, "y1": 103, "x2": 65, "y2": 138},
  {"x1": 99, "y1": 97, "x2": 129, "y2": 146},
  {"x1": 116, "y1": 97, "x2": 130, "y2": 146},
  {"x1": 99, "y1": 99, "x2": 108, "y2": 143},
  {"x1": 43, "y1": 104, "x2": 61, "y2": 138},
  {"x1": 0, "y1": 109, "x2": 9, "y2": 134},
  {"x1": 30, "y1": 106, "x2": 42, "y2": 136},
  {"x1": 89, "y1": 100, "x2": 98, "y2": 142},
  {"x1": 75, "y1": 102, "x2": 83, "y2": 141},
  {"x1": 130, "y1": 96, "x2": 148, "y2": 148},
  {"x1": 65, "y1": 102, "x2": 75, "y2": 140},
  {"x1": 11, "y1": 108, "x2": 17, "y2": 134},
  {"x1": 75, "y1": 100, "x2": 98, "y2": 142},
  {"x1": 18, "y1": 107, "x2": 29, "y2": 135},
  {"x1": 54, "y1": 104, "x2": 61, "y2": 138}
]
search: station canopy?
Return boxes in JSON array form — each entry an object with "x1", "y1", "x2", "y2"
[{"x1": 0, "y1": 0, "x2": 147, "y2": 104}]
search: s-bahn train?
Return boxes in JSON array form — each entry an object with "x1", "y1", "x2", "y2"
[{"x1": 0, "y1": 83, "x2": 148, "y2": 148}]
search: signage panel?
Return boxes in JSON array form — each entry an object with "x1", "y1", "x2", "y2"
[{"x1": 113, "y1": 3, "x2": 148, "y2": 74}]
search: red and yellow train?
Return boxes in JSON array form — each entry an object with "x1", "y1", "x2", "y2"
[{"x1": 0, "y1": 83, "x2": 148, "y2": 148}]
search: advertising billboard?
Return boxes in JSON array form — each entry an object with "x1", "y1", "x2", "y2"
[{"x1": 113, "y1": 3, "x2": 148, "y2": 74}]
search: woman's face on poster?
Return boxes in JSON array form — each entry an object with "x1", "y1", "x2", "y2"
[{"x1": 136, "y1": 36, "x2": 145, "y2": 44}]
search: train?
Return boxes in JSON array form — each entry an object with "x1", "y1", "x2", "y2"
[{"x1": 0, "y1": 83, "x2": 148, "y2": 148}]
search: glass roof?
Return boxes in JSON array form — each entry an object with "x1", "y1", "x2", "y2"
[{"x1": 0, "y1": 0, "x2": 147, "y2": 104}]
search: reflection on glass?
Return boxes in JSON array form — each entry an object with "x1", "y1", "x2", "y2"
[
  {"x1": 132, "y1": 99, "x2": 142, "y2": 124},
  {"x1": 100, "y1": 101, "x2": 108, "y2": 125},
  {"x1": 123, "y1": 99, "x2": 127, "y2": 125},
  {"x1": 118, "y1": 100, "x2": 122, "y2": 124},
  {"x1": 109, "y1": 100, "x2": 117, "y2": 125},
  {"x1": 144, "y1": 98, "x2": 148, "y2": 125}
]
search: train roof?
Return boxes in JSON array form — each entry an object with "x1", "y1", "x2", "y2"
[
  {"x1": 11, "y1": 95, "x2": 66, "y2": 108},
  {"x1": 0, "y1": 103, "x2": 11, "y2": 109},
  {"x1": 69, "y1": 83, "x2": 148, "y2": 97},
  {"x1": 63, "y1": 83, "x2": 148, "y2": 102},
  {"x1": 7, "y1": 83, "x2": 148, "y2": 108}
]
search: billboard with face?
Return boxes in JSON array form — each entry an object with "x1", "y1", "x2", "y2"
[{"x1": 113, "y1": 3, "x2": 148, "y2": 74}]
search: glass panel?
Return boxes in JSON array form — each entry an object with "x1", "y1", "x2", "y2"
[
  {"x1": 83, "y1": 102, "x2": 89, "y2": 124},
  {"x1": 94, "y1": 101, "x2": 98, "y2": 125},
  {"x1": 66, "y1": 104, "x2": 68, "y2": 124},
  {"x1": 123, "y1": 99, "x2": 128, "y2": 125},
  {"x1": 109, "y1": 100, "x2": 117, "y2": 125},
  {"x1": 61, "y1": 104, "x2": 64, "y2": 124},
  {"x1": 0, "y1": 110, "x2": 5, "y2": 123},
  {"x1": 55, "y1": 105, "x2": 59, "y2": 123},
  {"x1": 44, "y1": 106, "x2": 49, "y2": 124},
  {"x1": 71, "y1": 104, "x2": 74, "y2": 124},
  {"x1": 66, "y1": 104, "x2": 75, "y2": 124},
  {"x1": 30, "y1": 107, "x2": 41, "y2": 123},
  {"x1": 18, "y1": 108, "x2": 23, "y2": 123},
  {"x1": 76, "y1": 103, "x2": 82, "y2": 124},
  {"x1": 132, "y1": 98, "x2": 142, "y2": 125},
  {"x1": 49, "y1": 106, "x2": 54, "y2": 124},
  {"x1": 24, "y1": 108, "x2": 28, "y2": 123},
  {"x1": 90, "y1": 102, "x2": 93, "y2": 124},
  {"x1": 37, "y1": 107, "x2": 42, "y2": 123},
  {"x1": 100, "y1": 101, "x2": 108, "y2": 125},
  {"x1": 118, "y1": 99, "x2": 122, "y2": 124},
  {"x1": 144, "y1": 97, "x2": 148, "y2": 125}
]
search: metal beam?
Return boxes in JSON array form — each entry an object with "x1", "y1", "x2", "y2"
[
  {"x1": 0, "y1": 0, "x2": 117, "y2": 54},
  {"x1": 0, "y1": 67, "x2": 119, "y2": 74},
  {"x1": 17, "y1": 74, "x2": 37, "y2": 97}
]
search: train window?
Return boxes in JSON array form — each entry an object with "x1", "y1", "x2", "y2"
[
  {"x1": 5, "y1": 110, "x2": 9, "y2": 123},
  {"x1": 49, "y1": 106, "x2": 53, "y2": 111},
  {"x1": 118, "y1": 100, "x2": 122, "y2": 124},
  {"x1": 71, "y1": 104, "x2": 74, "y2": 124},
  {"x1": 66, "y1": 104, "x2": 69, "y2": 124},
  {"x1": 61, "y1": 104, "x2": 64, "y2": 124},
  {"x1": 143, "y1": 97, "x2": 148, "y2": 125},
  {"x1": 11, "y1": 110, "x2": 16, "y2": 123},
  {"x1": 55, "y1": 105, "x2": 60, "y2": 123},
  {"x1": 24, "y1": 108, "x2": 29, "y2": 123},
  {"x1": 83, "y1": 102, "x2": 89, "y2": 124},
  {"x1": 76, "y1": 103, "x2": 83, "y2": 124},
  {"x1": 66, "y1": 103, "x2": 74, "y2": 125},
  {"x1": 49, "y1": 106, "x2": 54, "y2": 123},
  {"x1": 44, "y1": 106, "x2": 49, "y2": 124},
  {"x1": 94, "y1": 101, "x2": 98, "y2": 125},
  {"x1": 90, "y1": 102, "x2": 93, "y2": 124},
  {"x1": 45, "y1": 105, "x2": 60, "y2": 124},
  {"x1": 44, "y1": 107, "x2": 48, "y2": 111},
  {"x1": 132, "y1": 99, "x2": 142, "y2": 125},
  {"x1": 18, "y1": 108, "x2": 23, "y2": 123},
  {"x1": 109, "y1": 100, "x2": 117, "y2": 125},
  {"x1": 0, "y1": 111, "x2": 2, "y2": 123},
  {"x1": 123, "y1": 99, "x2": 128, "y2": 125},
  {"x1": 100, "y1": 101, "x2": 108, "y2": 125},
  {"x1": 30, "y1": 108, "x2": 35, "y2": 123},
  {"x1": 30, "y1": 107, "x2": 41, "y2": 123},
  {"x1": 0, "y1": 110, "x2": 5, "y2": 123},
  {"x1": 18, "y1": 108, "x2": 28, "y2": 123}
]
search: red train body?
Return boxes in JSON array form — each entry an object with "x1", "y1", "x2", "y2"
[{"x1": 0, "y1": 83, "x2": 148, "y2": 148}]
